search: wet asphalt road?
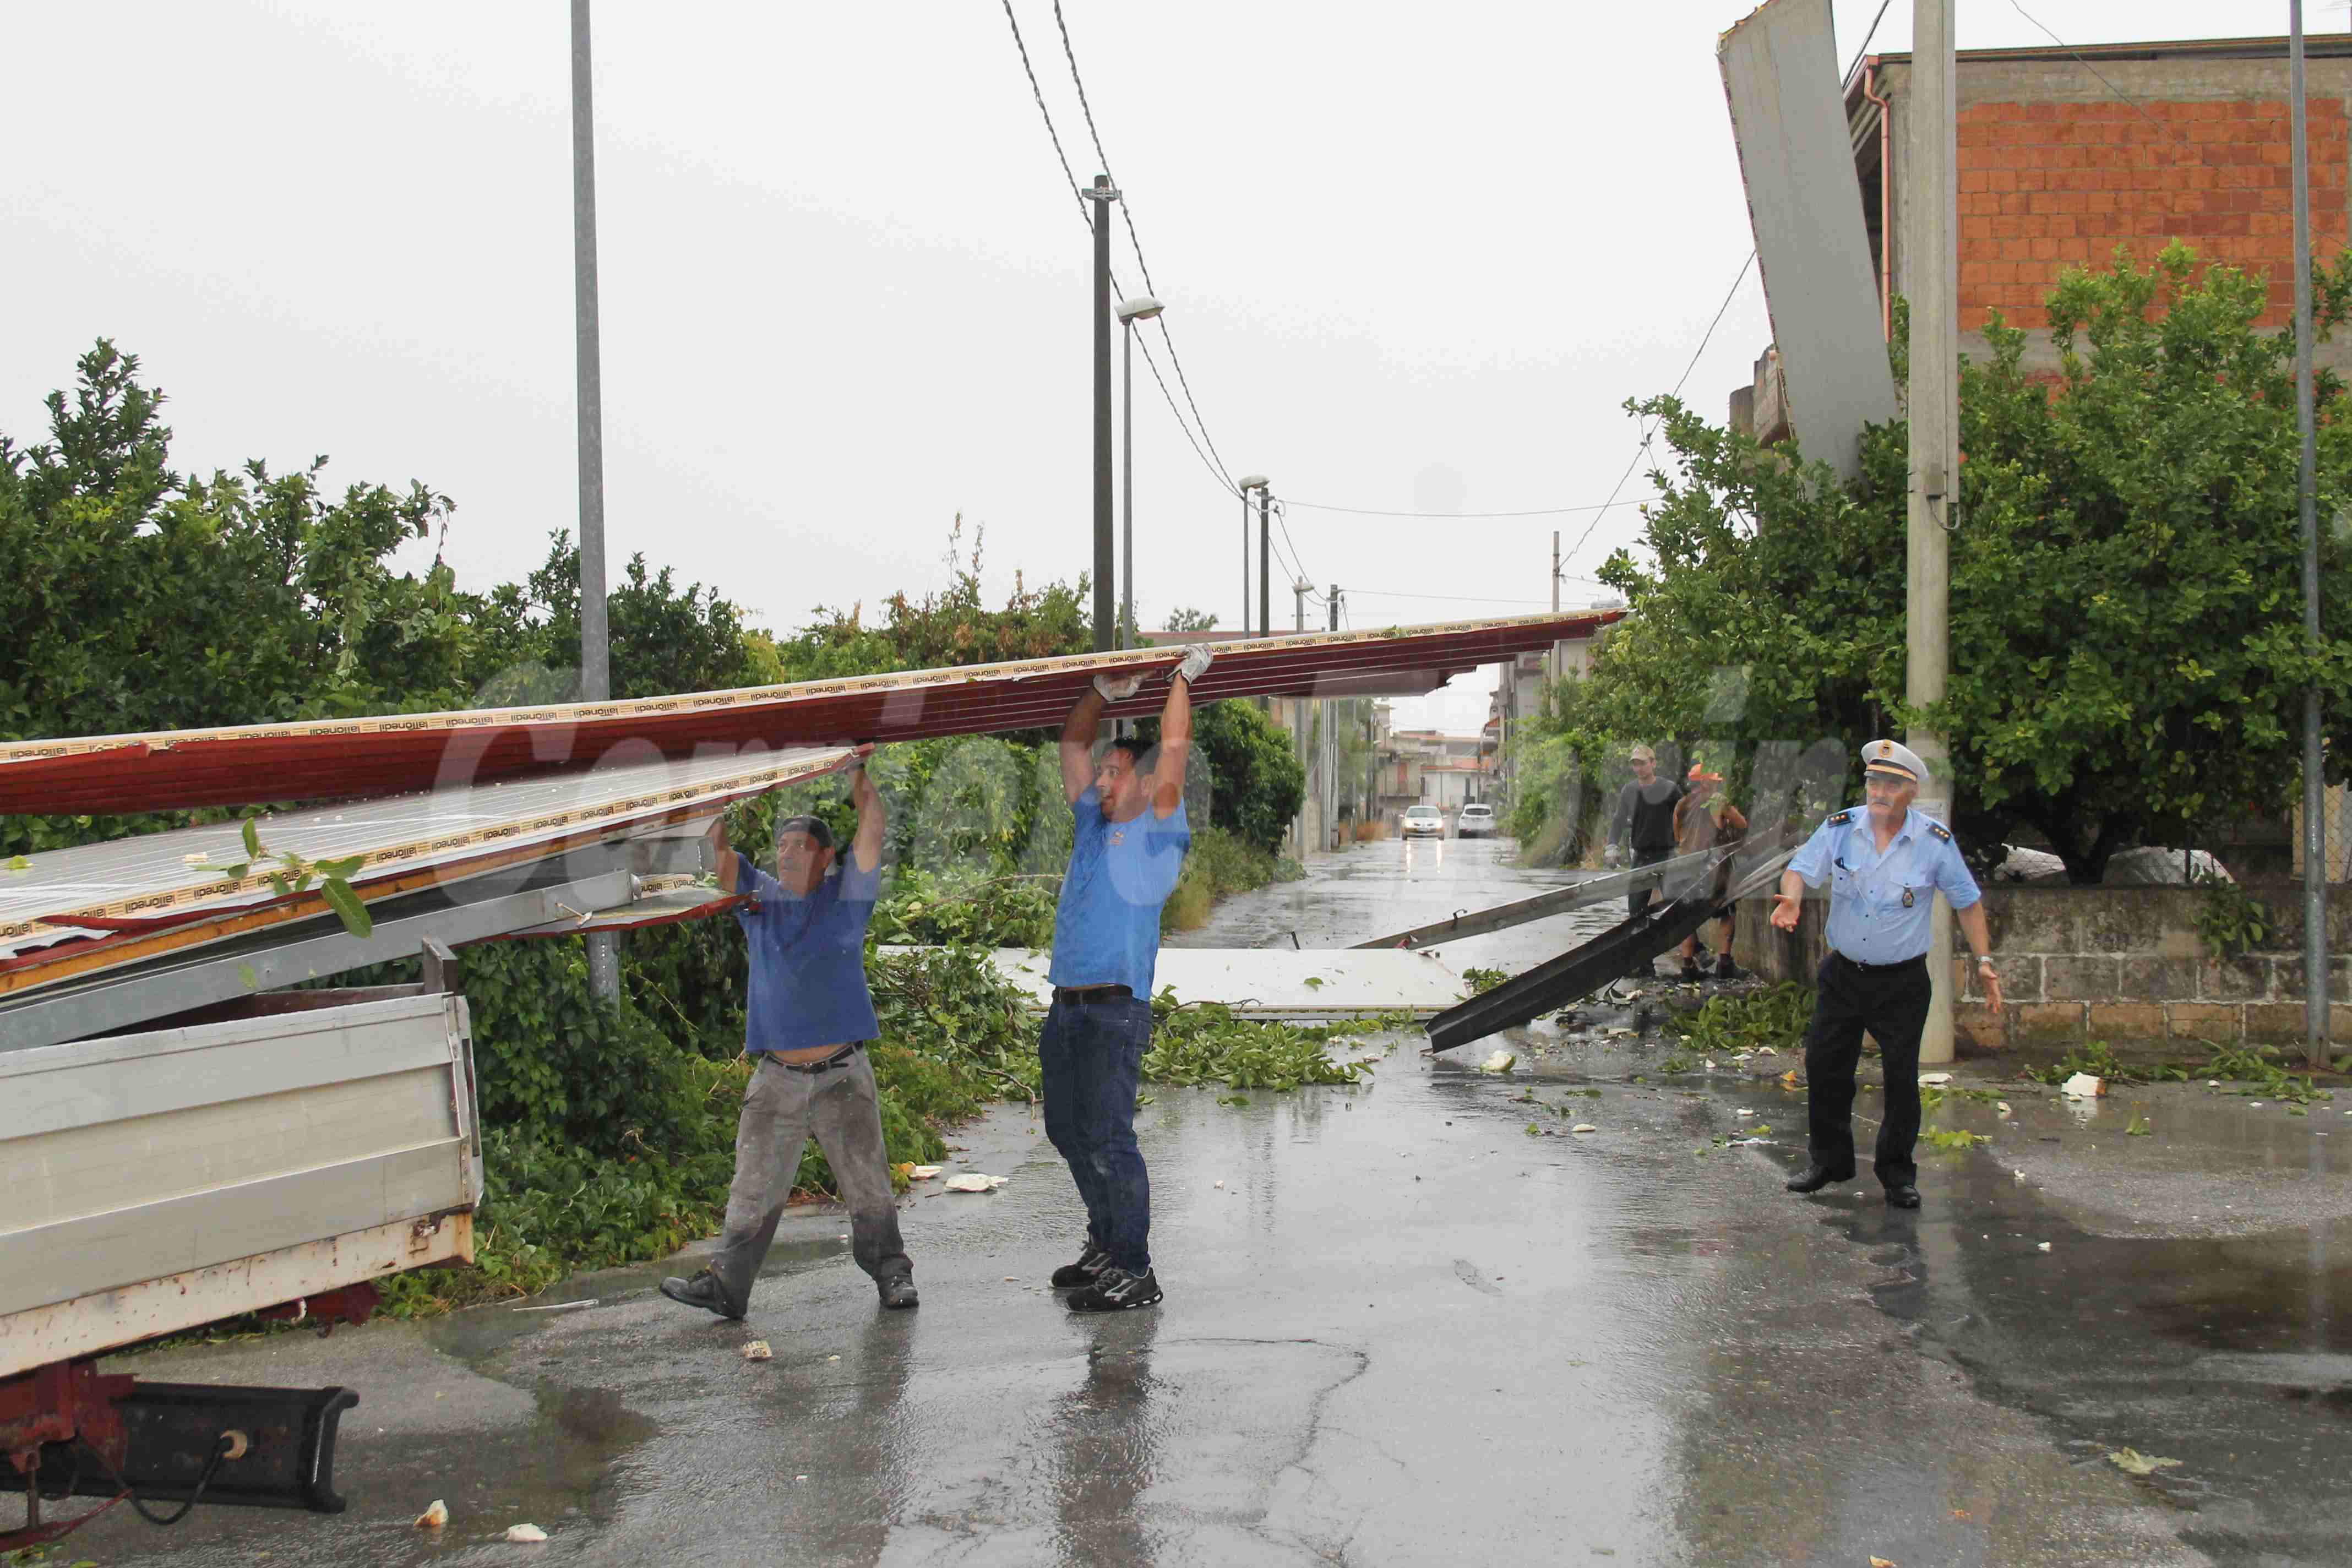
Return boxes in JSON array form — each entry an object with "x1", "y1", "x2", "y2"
[{"x1": 61, "y1": 840, "x2": 2352, "y2": 1566}]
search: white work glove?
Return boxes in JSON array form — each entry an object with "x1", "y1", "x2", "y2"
[
  {"x1": 1175, "y1": 645, "x2": 1215, "y2": 686},
  {"x1": 1092, "y1": 671, "x2": 1145, "y2": 702},
  {"x1": 1603, "y1": 843, "x2": 1623, "y2": 869}
]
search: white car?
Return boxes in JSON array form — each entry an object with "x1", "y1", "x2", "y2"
[
  {"x1": 1456, "y1": 803, "x2": 1498, "y2": 840},
  {"x1": 1402, "y1": 804, "x2": 1446, "y2": 839}
]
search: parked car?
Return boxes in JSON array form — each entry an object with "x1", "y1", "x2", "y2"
[
  {"x1": 1402, "y1": 804, "x2": 1446, "y2": 839},
  {"x1": 1456, "y1": 803, "x2": 1498, "y2": 839}
]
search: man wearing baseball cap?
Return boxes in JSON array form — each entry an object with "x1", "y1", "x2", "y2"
[
  {"x1": 1603, "y1": 743, "x2": 1685, "y2": 978},
  {"x1": 660, "y1": 753, "x2": 917, "y2": 1319},
  {"x1": 1770, "y1": 739, "x2": 2004, "y2": 1209}
]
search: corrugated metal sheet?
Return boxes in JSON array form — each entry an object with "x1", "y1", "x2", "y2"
[
  {"x1": 1719, "y1": 0, "x2": 1897, "y2": 480},
  {"x1": 0, "y1": 612, "x2": 1617, "y2": 817},
  {"x1": 0, "y1": 745, "x2": 850, "y2": 965}
]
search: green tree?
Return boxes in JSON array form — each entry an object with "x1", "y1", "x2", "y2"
[
  {"x1": 1164, "y1": 605, "x2": 1217, "y2": 633},
  {"x1": 1591, "y1": 244, "x2": 2352, "y2": 881},
  {"x1": 0, "y1": 341, "x2": 469, "y2": 854}
]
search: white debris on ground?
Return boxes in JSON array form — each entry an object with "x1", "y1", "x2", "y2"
[
  {"x1": 1918, "y1": 1072, "x2": 1952, "y2": 1086},
  {"x1": 505, "y1": 1523, "x2": 549, "y2": 1543},
  {"x1": 909, "y1": 1164, "x2": 943, "y2": 1180},
  {"x1": 943, "y1": 1173, "x2": 1010, "y2": 1192},
  {"x1": 1480, "y1": 1050, "x2": 1516, "y2": 1074},
  {"x1": 742, "y1": 1341, "x2": 772, "y2": 1361},
  {"x1": 415, "y1": 1500, "x2": 449, "y2": 1529},
  {"x1": 1571, "y1": 1124, "x2": 1599, "y2": 1134},
  {"x1": 2062, "y1": 1073, "x2": 2107, "y2": 1098}
]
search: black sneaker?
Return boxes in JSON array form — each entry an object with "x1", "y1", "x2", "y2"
[
  {"x1": 1679, "y1": 958, "x2": 1705, "y2": 982},
  {"x1": 878, "y1": 1274, "x2": 919, "y2": 1310},
  {"x1": 1050, "y1": 1242, "x2": 1110, "y2": 1289},
  {"x1": 1068, "y1": 1266, "x2": 1162, "y2": 1313},
  {"x1": 1713, "y1": 951, "x2": 1739, "y2": 980},
  {"x1": 658, "y1": 1269, "x2": 745, "y2": 1321}
]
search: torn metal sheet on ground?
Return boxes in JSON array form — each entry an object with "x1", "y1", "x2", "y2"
[
  {"x1": 0, "y1": 612, "x2": 1617, "y2": 816},
  {"x1": 1424, "y1": 845, "x2": 1798, "y2": 1053},
  {"x1": 1352, "y1": 847, "x2": 1723, "y2": 950}
]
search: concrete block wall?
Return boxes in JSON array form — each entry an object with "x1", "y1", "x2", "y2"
[
  {"x1": 1956, "y1": 98, "x2": 2346, "y2": 335},
  {"x1": 1735, "y1": 886, "x2": 2352, "y2": 1048}
]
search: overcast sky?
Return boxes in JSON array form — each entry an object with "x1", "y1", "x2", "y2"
[{"x1": 1, "y1": 2, "x2": 2293, "y2": 731}]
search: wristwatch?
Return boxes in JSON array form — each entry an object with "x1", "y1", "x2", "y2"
[{"x1": 1975, "y1": 955, "x2": 1997, "y2": 973}]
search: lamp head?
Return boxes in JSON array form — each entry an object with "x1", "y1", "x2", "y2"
[
  {"x1": 1238, "y1": 475, "x2": 1270, "y2": 491},
  {"x1": 1117, "y1": 296, "x2": 1164, "y2": 323}
]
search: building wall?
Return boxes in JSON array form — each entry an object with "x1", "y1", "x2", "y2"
[
  {"x1": 1871, "y1": 45, "x2": 2352, "y2": 374},
  {"x1": 1733, "y1": 884, "x2": 2352, "y2": 1047}
]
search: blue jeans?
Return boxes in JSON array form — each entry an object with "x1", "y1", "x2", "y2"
[{"x1": 1038, "y1": 996, "x2": 1153, "y2": 1273}]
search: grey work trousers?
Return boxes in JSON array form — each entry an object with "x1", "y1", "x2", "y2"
[{"x1": 707, "y1": 1049, "x2": 911, "y2": 1309}]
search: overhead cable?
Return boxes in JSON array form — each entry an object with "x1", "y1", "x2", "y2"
[
  {"x1": 1049, "y1": 0, "x2": 1242, "y2": 493},
  {"x1": 1560, "y1": 248, "x2": 1758, "y2": 575}
]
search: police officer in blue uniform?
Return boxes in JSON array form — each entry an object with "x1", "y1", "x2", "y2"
[{"x1": 1771, "y1": 741, "x2": 2005, "y2": 1209}]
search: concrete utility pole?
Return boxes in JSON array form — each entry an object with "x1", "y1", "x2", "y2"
[
  {"x1": 1238, "y1": 475, "x2": 1269, "y2": 635},
  {"x1": 1905, "y1": 0, "x2": 1958, "y2": 1064},
  {"x1": 1551, "y1": 531, "x2": 1561, "y2": 613},
  {"x1": 571, "y1": 0, "x2": 618, "y2": 1004},
  {"x1": 2291, "y1": 1, "x2": 2333, "y2": 1063},
  {"x1": 1084, "y1": 176, "x2": 1119, "y2": 653},
  {"x1": 1258, "y1": 492, "x2": 1273, "y2": 638}
]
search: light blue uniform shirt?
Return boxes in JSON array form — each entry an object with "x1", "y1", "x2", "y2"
[
  {"x1": 1787, "y1": 807, "x2": 1981, "y2": 965},
  {"x1": 1049, "y1": 788, "x2": 1191, "y2": 997}
]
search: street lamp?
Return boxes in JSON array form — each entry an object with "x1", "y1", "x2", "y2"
[
  {"x1": 1115, "y1": 296, "x2": 1163, "y2": 653},
  {"x1": 1238, "y1": 475, "x2": 1270, "y2": 638}
]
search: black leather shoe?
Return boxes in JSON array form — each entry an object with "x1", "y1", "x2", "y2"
[
  {"x1": 1785, "y1": 1164, "x2": 1854, "y2": 1194},
  {"x1": 878, "y1": 1274, "x2": 919, "y2": 1310},
  {"x1": 1885, "y1": 1185, "x2": 1922, "y2": 1210},
  {"x1": 658, "y1": 1269, "x2": 745, "y2": 1320},
  {"x1": 1068, "y1": 1266, "x2": 1162, "y2": 1313},
  {"x1": 1051, "y1": 1241, "x2": 1109, "y2": 1289}
]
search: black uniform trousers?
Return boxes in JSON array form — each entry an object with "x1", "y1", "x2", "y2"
[{"x1": 1803, "y1": 951, "x2": 1934, "y2": 1189}]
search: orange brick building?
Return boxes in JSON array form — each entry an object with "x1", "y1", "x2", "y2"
[{"x1": 1849, "y1": 34, "x2": 2350, "y2": 363}]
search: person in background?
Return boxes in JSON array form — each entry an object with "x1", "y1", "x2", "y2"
[
  {"x1": 1603, "y1": 743, "x2": 1685, "y2": 978},
  {"x1": 1672, "y1": 765, "x2": 1747, "y2": 982}
]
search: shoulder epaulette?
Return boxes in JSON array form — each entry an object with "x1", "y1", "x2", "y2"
[
  {"x1": 1827, "y1": 809, "x2": 1854, "y2": 825},
  {"x1": 1928, "y1": 822, "x2": 1952, "y2": 842}
]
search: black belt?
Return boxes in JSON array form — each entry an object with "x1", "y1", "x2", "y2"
[
  {"x1": 1832, "y1": 951, "x2": 1926, "y2": 973},
  {"x1": 764, "y1": 1042, "x2": 867, "y2": 1074},
  {"x1": 1053, "y1": 984, "x2": 1134, "y2": 1006}
]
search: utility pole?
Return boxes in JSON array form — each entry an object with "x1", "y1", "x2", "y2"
[
  {"x1": 2292, "y1": 0, "x2": 2333, "y2": 1064},
  {"x1": 1551, "y1": 530, "x2": 1561, "y2": 613},
  {"x1": 1329, "y1": 584, "x2": 1340, "y2": 633},
  {"x1": 1258, "y1": 491, "x2": 1272, "y2": 638},
  {"x1": 1907, "y1": 0, "x2": 1958, "y2": 1064},
  {"x1": 1238, "y1": 475, "x2": 1268, "y2": 635},
  {"x1": 1084, "y1": 176, "x2": 1119, "y2": 652},
  {"x1": 571, "y1": 0, "x2": 618, "y2": 1004}
]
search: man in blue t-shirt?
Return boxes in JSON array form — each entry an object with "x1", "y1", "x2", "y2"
[
  {"x1": 1044, "y1": 644, "x2": 1213, "y2": 1313},
  {"x1": 660, "y1": 755, "x2": 917, "y2": 1319}
]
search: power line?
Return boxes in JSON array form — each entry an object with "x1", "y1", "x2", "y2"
[
  {"x1": 999, "y1": 0, "x2": 1239, "y2": 503},
  {"x1": 1049, "y1": 0, "x2": 1240, "y2": 492},
  {"x1": 1282, "y1": 497, "x2": 1626, "y2": 520},
  {"x1": 999, "y1": 0, "x2": 1086, "y2": 219},
  {"x1": 1560, "y1": 248, "x2": 1758, "y2": 576},
  {"x1": 1840, "y1": 0, "x2": 1894, "y2": 89}
]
